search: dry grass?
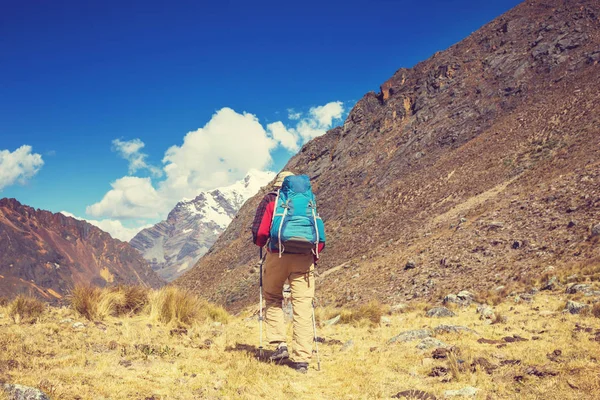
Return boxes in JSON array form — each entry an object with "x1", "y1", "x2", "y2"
[
  {"x1": 148, "y1": 286, "x2": 229, "y2": 326},
  {"x1": 319, "y1": 300, "x2": 389, "y2": 326},
  {"x1": 8, "y1": 295, "x2": 45, "y2": 324},
  {"x1": 592, "y1": 303, "x2": 600, "y2": 319},
  {"x1": 1, "y1": 291, "x2": 599, "y2": 399},
  {"x1": 69, "y1": 285, "x2": 102, "y2": 320}
]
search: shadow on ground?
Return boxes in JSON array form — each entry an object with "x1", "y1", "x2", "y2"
[{"x1": 225, "y1": 343, "x2": 294, "y2": 367}]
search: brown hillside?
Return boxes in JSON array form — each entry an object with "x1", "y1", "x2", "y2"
[
  {"x1": 176, "y1": 0, "x2": 600, "y2": 312},
  {"x1": 0, "y1": 198, "x2": 164, "y2": 301}
]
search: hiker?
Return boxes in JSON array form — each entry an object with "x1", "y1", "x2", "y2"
[{"x1": 251, "y1": 171, "x2": 325, "y2": 373}]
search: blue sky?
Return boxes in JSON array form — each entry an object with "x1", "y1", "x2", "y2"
[{"x1": 1, "y1": 0, "x2": 522, "y2": 240}]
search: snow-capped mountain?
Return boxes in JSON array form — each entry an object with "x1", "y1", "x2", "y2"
[{"x1": 129, "y1": 169, "x2": 275, "y2": 281}]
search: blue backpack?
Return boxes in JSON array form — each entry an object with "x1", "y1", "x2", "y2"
[{"x1": 269, "y1": 175, "x2": 326, "y2": 257}]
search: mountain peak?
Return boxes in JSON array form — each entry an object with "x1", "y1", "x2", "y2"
[{"x1": 130, "y1": 169, "x2": 274, "y2": 281}]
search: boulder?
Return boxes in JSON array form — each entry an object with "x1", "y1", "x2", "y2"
[
  {"x1": 426, "y1": 307, "x2": 456, "y2": 318},
  {"x1": 566, "y1": 300, "x2": 589, "y2": 315},
  {"x1": 444, "y1": 386, "x2": 480, "y2": 398},
  {"x1": 416, "y1": 337, "x2": 448, "y2": 350},
  {"x1": 388, "y1": 329, "x2": 433, "y2": 344},
  {"x1": 3, "y1": 384, "x2": 51, "y2": 400},
  {"x1": 566, "y1": 284, "x2": 591, "y2": 295}
]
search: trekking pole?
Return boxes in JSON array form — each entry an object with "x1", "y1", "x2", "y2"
[
  {"x1": 258, "y1": 247, "x2": 265, "y2": 359},
  {"x1": 311, "y1": 298, "x2": 321, "y2": 371}
]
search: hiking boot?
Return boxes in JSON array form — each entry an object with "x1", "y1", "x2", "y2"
[
  {"x1": 269, "y1": 345, "x2": 289, "y2": 361},
  {"x1": 293, "y1": 362, "x2": 309, "y2": 374}
]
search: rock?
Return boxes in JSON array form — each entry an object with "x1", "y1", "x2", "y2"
[
  {"x1": 393, "y1": 390, "x2": 436, "y2": 399},
  {"x1": 511, "y1": 241, "x2": 521, "y2": 249},
  {"x1": 59, "y1": 318, "x2": 72, "y2": 324},
  {"x1": 541, "y1": 276, "x2": 558, "y2": 291},
  {"x1": 388, "y1": 329, "x2": 433, "y2": 344},
  {"x1": 324, "y1": 315, "x2": 341, "y2": 326},
  {"x1": 444, "y1": 386, "x2": 479, "y2": 398},
  {"x1": 340, "y1": 340, "x2": 354, "y2": 352},
  {"x1": 566, "y1": 284, "x2": 591, "y2": 294},
  {"x1": 380, "y1": 316, "x2": 392, "y2": 326},
  {"x1": 390, "y1": 303, "x2": 409, "y2": 314},
  {"x1": 488, "y1": 221, "x2": 504, "y2": 229},
  {"x1": 494, "y1": 286, "x2": 505, "y2": 292},
  {"x1": 566, "y1": 300, "x2": 589, "y2": 315},
  {"x1": 456, "y1": 290, "x2": 473, "y2": 300},
  {"x1": 72, "y1": 322, "x2": 85, "y2": 329},
  {"x1": 471, "y1": 357, "x2": 497, "y2": 374},
  {"x1": 503, "y1": 335, "x2": 528, "y2": 343},
  {"x1": 476, "y1": 305, "x2": 495, "y2": 321},
  {"x1": 443, "y1": 292, "x2": 471, "y2": 307},
  {"x1": 434, "y1": 325, "x2": 478, "y2": 336},
  {"x1": 426, "y1": 307, "x2": 456, "y2": 318},
  {"x1": 526, "y1": 365, "x2": 558, "y2": 378},
  {"x1": 3, "y1": 384, "x2": 51, "y2": 400},
  {"x1": 417, "y1": 337, "x2": 448, "y2": 350},
  {"x1": 591, "y1": 223, "x2": 600, "y2": 237},
  {"x1": 404, "y1": 260, "x2": 416, "y2": 270}
]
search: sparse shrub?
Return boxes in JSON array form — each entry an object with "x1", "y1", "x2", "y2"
[
  {"x1": 118, "y1": 285, "x2": 150, "y2": 315},
  {"x1": 447, "y1": 351, "x2": 463, "y2": 382},
  {"x1": 69, "y1": 285, "x2": 102, "y2": 320},
  {"x1": 339, "y1": 300, "x2": 388, "y2": 326},
  {"x1": 592, "y1": 303, "x2": 600, "y2": 319},
  {"x1": 8, "y1": 295, "x2": 45, "y2": 324},
  {"x1": 70, "y1": 284, "x2": 151, "y2": 320},
  {"x1": 148, "y1": 286, "x2": 229, "y2": 326}
]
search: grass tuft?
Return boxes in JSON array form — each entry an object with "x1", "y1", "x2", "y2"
[
  {"x1": 8, "y1": 295, "x2": 45, "y2": 324},
  {"x1": 69, "y1": 285, "x2": 102, "y2": 320},
  {"x1": 148, "y1": 286, "x2": 229, "y2": 326}
]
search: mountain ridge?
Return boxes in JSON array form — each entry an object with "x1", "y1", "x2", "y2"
[
  {"x1": 175, "y1": 0, "x2": 600, "y2": 312},
  {"x1": 130, "y1": 169, "x2": 275, "y2": 281},
  {"x1": 0, "y1": 198, "x2": 164, "y2": 301}
]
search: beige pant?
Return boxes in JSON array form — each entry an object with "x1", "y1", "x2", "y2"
[{"x1": 263, "y1": 252, "x2": 315, "y2": 363}]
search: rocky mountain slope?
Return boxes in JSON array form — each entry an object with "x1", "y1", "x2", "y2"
[
  {"x1": 130, "y1": 170, "x2": 274, "y2": 281},
  {"x1": 0, "y1": 198, "x2": 164, "y2": 301},
  {"x1": 176, "y1": 0, "x2": 600, "y2": 312}
]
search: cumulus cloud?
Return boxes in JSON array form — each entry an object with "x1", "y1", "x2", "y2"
[
  {"x1": 60, "y1": 211, "x2": 151, "y2": 241},
  {"x1": 88, "y1": 101, "x2": 346, "y2": 223},
  {"x1": 160, "y1": 107, "x2": 276, "y2": 200},
  {"x1": 0, "y1": 145, "x2": 44, "y2": 191},
  {"x1": 86, "y1": 176, "x2": 167, "y2": 219},
  {"x1": 287, "y1": 108, "x2": 302, "y2": 120},
  {"x1": 295, "y1": 101, "x2": 344, "y2": 142},
  {"x1": 112, "y1": 138, "x2": 162, "y2": 177},
  {"x1": 267, "y1": 121, "x2": 299, "y2": 152}
]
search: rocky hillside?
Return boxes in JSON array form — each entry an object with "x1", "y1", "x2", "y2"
[
  {"x1": 0, "y1": 198, "x2": 164, "y2": 301},
  {"x1": 176, "y1": 0, "x2": 600, "y2": 312},
  {"x1": 130, "y1": 170, "x2": 274, "y2": 281}
]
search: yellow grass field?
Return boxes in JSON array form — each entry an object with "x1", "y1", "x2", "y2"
[{"x1": 1, "y1": 289, "x2": 599, "y2": 400}]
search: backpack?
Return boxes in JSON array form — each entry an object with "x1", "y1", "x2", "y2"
[{"x1": 268, "y1": 175, "x2": 326, "y2": 257}]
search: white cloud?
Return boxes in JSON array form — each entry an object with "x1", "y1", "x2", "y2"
[
  {"x1": 160, "y1": 107, "x2": 276, "y2": 200},
  {"x1": 0, "y1": 145, "x2": 44, "y2": 191},
  {"x1": 112, "y1": 138, "x2": 162, "y2": 177},
  {"x1": 60, "y1": 211, "x2": 151, "y2": 241},
  {"x1": 287, "y1": 108, "x2": 302, "y2": 120},
  {"x1": 88, "y1": 101, "x2": 346, "y2": 222},
  {"x1": 86, "y1": 176, "x2": 166, "y2": 219},
  {"x1": 295, "y1": 101, "x2": 344, "y2": 142},
  {"x1": 267, "y1": 121, "x2": 299, "y2": 152}
]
